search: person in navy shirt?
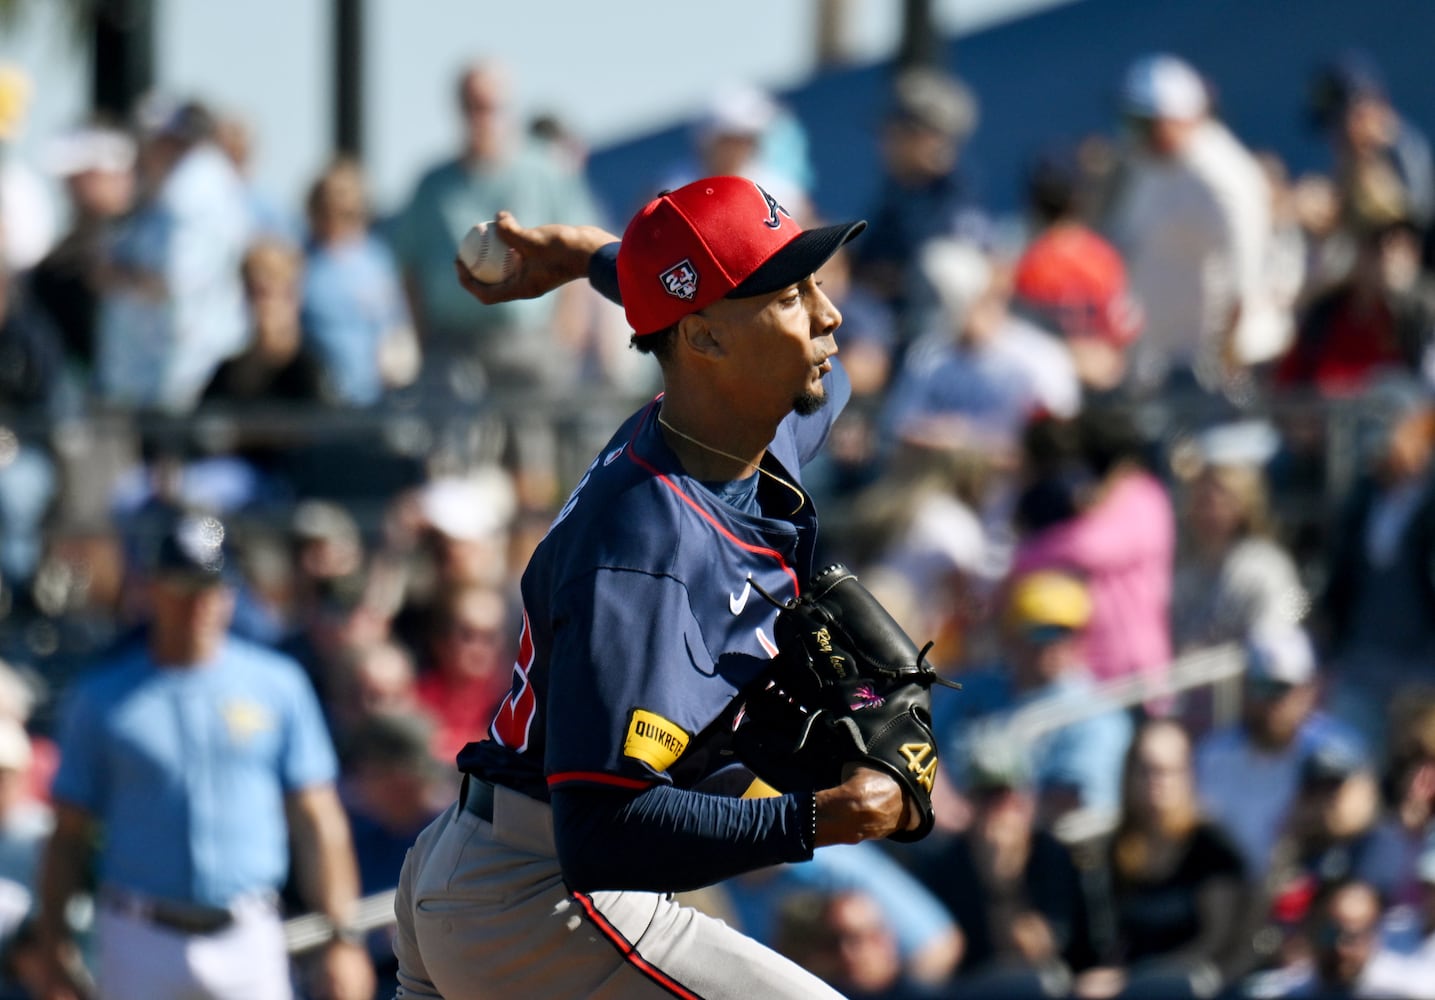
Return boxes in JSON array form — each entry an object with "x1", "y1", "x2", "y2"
[
  {"x1": 34, "y1": 511, "x2": 374, "y2": 1000},
  {"x1": 392, "y1": 176, "x2": 922, "y2": 999}
]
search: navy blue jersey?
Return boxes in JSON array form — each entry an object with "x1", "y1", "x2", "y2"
[{"x1": 461, "y1": 364, "x2": 851, "y2": 801}]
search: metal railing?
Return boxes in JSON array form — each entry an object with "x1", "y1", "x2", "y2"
[
  {"x1": 283, "y1": 888, "x2": 398, "y2": 955},
  {"x1": 976, "y1": 642, "x2": 1249, "y2": 846},
  {"x1": 0, "y1": 383, "x2": 1394, "y2": 511}
]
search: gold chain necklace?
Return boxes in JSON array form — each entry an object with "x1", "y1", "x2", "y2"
[{"x1": 657, "y1": 414, "x2": 806, "y2": 516}]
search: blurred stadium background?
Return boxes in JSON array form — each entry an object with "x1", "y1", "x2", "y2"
[{"x1": 1, "y1": 2, "x2": 1435, "y2": 998}]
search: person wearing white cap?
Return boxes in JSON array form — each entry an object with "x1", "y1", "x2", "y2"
[
  {"x1": 1170, "y1": 421, "x2": 1308, "y2": 652},
  {"x1": 1107, "y1": 53, "x2": 1280, "y2": 394},
  {"x1": 29, "y1": 123, "x2": 136, "y2": 375},
  {"x1": 93, "y1": 97, "x2": 254, "y2": 411},
  {"x1": 656, "y1": 84, "x2": 813, "y2": 227},
  {"x1": 1194, "y1": 623, "x2": 1367, "y2": 879}
]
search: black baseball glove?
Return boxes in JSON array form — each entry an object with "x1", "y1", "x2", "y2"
[{"x1": 731, "y1": 563, "x2": 958, "y2": 842}]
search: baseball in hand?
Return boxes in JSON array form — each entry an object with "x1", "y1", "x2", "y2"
[{"x1": 458, "y1": 221, "x2": 516, "y2": 284}]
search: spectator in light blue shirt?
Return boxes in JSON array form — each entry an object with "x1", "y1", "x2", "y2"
[
  {"x1": 35, "y1": 510, "x2": 374, "y2": 1000},
  {"x1": 302, "y1": 158, "x2": 417, "y2": 407},
  {"x1": 937, "y1": 569, "x2": 1133, "y2": 828},
  {"x1": 878, "y1": 239, "x2": 1080, "y2": 462},
  {"x1": 389, "y1": 60, "x2": 601, "y2": 394},
  {"x1": 1194, "y1": 623, "x2": 1367, "y2": 880},
  {"x1": 94, "y1": 99, "x2": 253, "y2": 412}
]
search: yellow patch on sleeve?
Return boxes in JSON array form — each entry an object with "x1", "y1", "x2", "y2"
[{"x1": 622, "y1": 709, "x2": 689, "y2": 772}]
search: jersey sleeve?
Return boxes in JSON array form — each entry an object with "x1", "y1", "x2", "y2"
[
  {"x1": 50, "y1": 681, "x2": 107, "y2": 815},
  {"x1": 543, "y1": 567, "x2": 748, "y2": 793},
  {"x1": 276, "y1": 661, "x2": 340, "y2": 791},
  {"x1": 552, "y1": 783, "x2": 815, "y2": 892},
  {"x1": 588, "y1": 242, "x2": 623, "y2": 306}
]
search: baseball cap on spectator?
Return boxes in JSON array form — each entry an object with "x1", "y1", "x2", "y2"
[
  {"x1": 1003, "y1": 570, "x2": 1092, "y2": 643},
  {"x1": 151, "y1": 512, "x2": 232, "y2": 586},
  {"x1": 920, "y1": 237, "x2": 992, "y2": 330},
  {"x1": 1121, "y1": 54, "x2": 1208, "y2": 121},
  {"x1": 1244, "y1": 623, "x2": 1317, "y2": 688},
  {"x1": 134, "y1": 93, "x2": 216, "y2": 145},
  {"x1": 1195, "y1": 419, "x2": 1282, "y2": 469},
  {"x1": 0, "y1": 660, "x2": 37, "y2": 724},
  {"x1": 419, "y1": 469, "x2": 517, "y2": 542},
  {"x1": 1300, "y1": 740, "x2": 1369, "y2": 788},
  {"x1": 0, "y1": 718, "x2": 31, "y2": 773},
  {"x1": 617, "y1": 175, "x2": 865, "y2": 335},
  {"x1": 697, "y1": 84, "x2": 777, "y2": 144},
  {"x1": 1013, "y1": 227, "x2": 1142, "y2": 345},
  {"x1": 44, "y1": 125, "x2": 136, "y2": 177},
  {"x1": 1308, "y1": 50, "x2": 1388, "y2": 130},
  {"x1": 339, "y1": 709, "x2": 442, "y2": 779},
  {"x1": 965, "y1": 731, "x2": 1032, "y2": 794},
  {"x1": 1024, "y1": 145, "x2": 1084, "y2": 221},
  {"x1": 887, "y1": 68, "x2": 978, "y2": 140},
  {"x1": 290, "y1": 499, "x2": 360, "y2": 548}
]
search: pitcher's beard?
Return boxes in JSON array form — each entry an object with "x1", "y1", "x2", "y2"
[{"x1": 793, "y1": 386, "x2": 828, "y2": 417}]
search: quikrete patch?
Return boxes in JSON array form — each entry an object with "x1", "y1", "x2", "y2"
[{"x1": 623, "y1": 709, "x2": 689, "y2": 771}]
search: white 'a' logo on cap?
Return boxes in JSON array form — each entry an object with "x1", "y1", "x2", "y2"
[
  {"x1": 755, "y1": 181, "x2": 788, "y2": 229},
  {"x1": 660, "y1": 259, "x2": 699, "y2": 301}
]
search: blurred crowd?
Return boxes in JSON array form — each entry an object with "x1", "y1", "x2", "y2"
[{"x1": 1, "y1": 40, "x2": 1435, "y2": 1000}]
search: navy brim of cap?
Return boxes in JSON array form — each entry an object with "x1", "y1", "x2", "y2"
[
  {"x1": 1021, "y1": 624, "x2": 1077, "y2": 646},
  {"x1": 154, "y1": 567, "x2": 230, "y2": 589},
  {"x1": 727, "y1": 220, "x2": 867, "y2": 300}
]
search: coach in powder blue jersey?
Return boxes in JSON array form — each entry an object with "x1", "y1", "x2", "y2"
[{"x1": 34, "y1": 511, "x2": 374, "y2": 1000}]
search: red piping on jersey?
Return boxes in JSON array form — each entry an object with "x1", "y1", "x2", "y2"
[
  {"x1": 489, "y1": 610, "x2": 538, "y2": 751},
  {"x1": 626, "y1": 395, "x2": 801, "y2": 595},
  {"x1": 547, "y1": 771, "x2": 655, "y2": 791},
  {"x1": 572, "y1": 891, "x2": 705, "y2": 999}
]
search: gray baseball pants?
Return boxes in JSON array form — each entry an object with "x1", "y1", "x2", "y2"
[{"x1": 392, "y1": 780, "x2": 845, "y2": 999}]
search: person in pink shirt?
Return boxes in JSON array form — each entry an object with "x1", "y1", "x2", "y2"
[{"x1": 1008, "y1": 408, "x2": 1176, "y2": 685}]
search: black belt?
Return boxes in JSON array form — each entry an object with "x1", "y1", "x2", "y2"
[
  {"x1": 460, "y1": 774, "x2": 496, "y2": 823},
  {"x1": 102, "y1": 888, "x2": 236, "y2": 935}
]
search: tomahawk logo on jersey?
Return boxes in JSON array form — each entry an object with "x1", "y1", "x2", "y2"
[{"x1": 462, "y1": 364, "x2": 852, "y2": 801}]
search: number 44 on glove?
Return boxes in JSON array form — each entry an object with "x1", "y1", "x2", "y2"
[{"x1": 732, "y1": 563, "x2": 961, "y2": 842}]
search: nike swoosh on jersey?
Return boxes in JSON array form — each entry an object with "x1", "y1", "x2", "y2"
[{"x1": 729, "y1": 580, "x2": 752, "y2": 616}]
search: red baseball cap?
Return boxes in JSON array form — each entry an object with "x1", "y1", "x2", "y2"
[
  {"x1": 1012, "y1": 227, "x2": 1142, "y2": 346},
  {"x1": 617, "y1": 176, "x2": 866, "y2": 336}
]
